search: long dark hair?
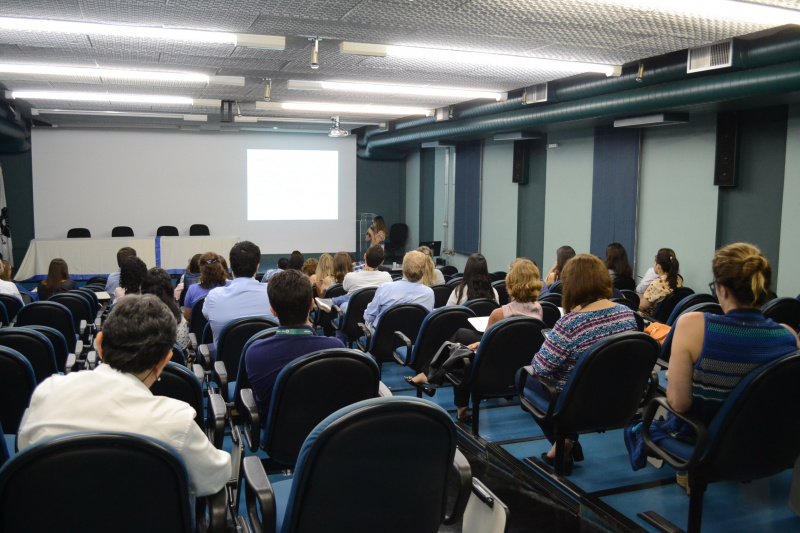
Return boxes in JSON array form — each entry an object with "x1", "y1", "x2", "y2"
[
  {"x1": 553, "y1": 246, "x2": 576, "y2": 281},
  {"x1": 655, "y1": 249, "x2": 680, "y2": 291},
  {"x1": 141, "y1": 267, "x2": 181, "y2": 324},
  {"x1": 44, "y1": 258, "x2": 69, "y2": 291},
  {"x1": 456, "y1": 254, "x2": 494, "y2": 302},
  {"x1": 605, "y1": 243, "x2": 633, "y2": 278}
]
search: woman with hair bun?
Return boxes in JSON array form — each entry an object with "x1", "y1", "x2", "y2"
[
  {"x1": 625, "y1": 243, "x2": 800, "y2": 478},
  {"x1": 638, "y1": 249, "x2": 681, "y2": 317}
]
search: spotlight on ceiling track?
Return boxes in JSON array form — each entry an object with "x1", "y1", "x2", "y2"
[
  {"x1": 263, "y1": 78, "x2": 272, "y2": 102},
  {"x1": 310, "y1": 38, "x2": 320, "y2": 70},
  {"x1": 328, "y1": 115, "x2": 349, "y2": 137}
]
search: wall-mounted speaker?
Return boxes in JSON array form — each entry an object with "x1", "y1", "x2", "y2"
[
  {"x1": 512, "y1": 140, "x2": 531, "y2": 184},
  {"x1": 714, "y1": 111, "x2": 739, "y2": 187}
]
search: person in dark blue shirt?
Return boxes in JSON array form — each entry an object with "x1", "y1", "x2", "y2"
[{"x1": 245, "y1": 268, "x2": 344, "y2": 419}]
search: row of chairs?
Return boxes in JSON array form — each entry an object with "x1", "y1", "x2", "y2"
[{"x1": 67, "y1": 224, "x2": 210, "y2": 238}]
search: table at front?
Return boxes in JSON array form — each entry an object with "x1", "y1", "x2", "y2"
[{"x1": 14, "y1": 236, "x2": 240, "y2": 281}]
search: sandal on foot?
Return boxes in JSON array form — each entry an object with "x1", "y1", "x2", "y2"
[{"x1": 403, "y1": 376, "x2": 436, "y2": 397}]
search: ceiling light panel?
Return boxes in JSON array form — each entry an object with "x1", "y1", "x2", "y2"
[
  {"x1": 256, "y1": 101, "x2": 432, "y2": 117},
  {"x1": 11, "y1": 90, "x2": 198, "y2": 105},
  {"x1": 287, "y1": 80, "x2": 506, "y2": 101}
]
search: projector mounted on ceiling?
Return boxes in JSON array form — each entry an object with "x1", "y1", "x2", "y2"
[{"x1": 328, "y1": 116, "x2": 349, "y2": 137}]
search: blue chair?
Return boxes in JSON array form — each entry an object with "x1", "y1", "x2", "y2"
[
  {"x1": 0, "y1": 346, "x2": 36, "y2": 436},
  {"x1": 357, "y1": 303, "x2": 429, "y2": 371},
  {"x1": 463, "y1": 298, "x2": 500, "y2": 317},
  {"x1": 0, "y1": 301, "x2": 7, "y2": 327},
  {"x1": 539, "y1": 300, "x2": 561, "y2": 329},
  {"x1": 0, "y1": 294, "x2": 23, "y2": 323},
  {"x1": 21, "y1": 325, "x2": 74, "y2": 374},
  {"x1": 0, "y1": 328, "x2": 59, "y2": 383},
  {"x1": 665, "y1": 293, "x2": 718, "y2": 326},
  {"x1": 188, "y1": 296, "x2": 208, "y2": 352},
  {"x1": 432, "y1": 284, "x2": 454, "y2": 308},
  {"x1": 539, "y1": 293, "x2": 561, "y2": 307},
  {"x1": 761, "y1": 297, "x2": 800, "y2": 331},
  {"x1": 447, "y1": 317, "x2": 548, "y2": 437},
  {"x1": 14, "y1": 301, "x2": 86, "y2": 366},
  {"x1": 0, "y1": 421, "x2": 9, "y2": 467},
  {"x1": 547, "y1": 280, "x2": 562, "y2": 294},
  {"x1": 0, "y1": 432, "x2": 227, "y2": 533},
  {"x1": 333, "y1": 287, "x2": 377, "y2": 347},
  {"x1": 491, "y1": 280, "x2": 509, "y2": 306},
  {"x1": 242, "y1": 397, "x2": 471, "y2": 533},
  {"x1": 49, "y1": 292, "x2": 96, "y2": 344},
  {"x1": 652, "y1": 287, "x2": 695, "y2": 323},
  {"x1": 659, "y1": 303, "x2": 724, "y2": 363},
  {"x1": 641, "y1": 351, "x2": 800, "y2": 533},
  {"x1": 518, "y1": 332, "x2": 660, "y2": 475},
  {"x1": 240, "y1": 348, "x2": 381, "y2": 468},
  {"x1": 170, "y1": 343, "x2": 187, "y2": 366},
  {"x1": 150, "y1": 362, "x2": 206, "y2": 431}
]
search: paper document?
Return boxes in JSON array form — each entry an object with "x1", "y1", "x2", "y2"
[{"x1": 468, "y1": 316, "x2": 491, "y2": 333}]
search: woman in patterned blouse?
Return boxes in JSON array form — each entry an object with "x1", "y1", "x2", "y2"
[{"x1": 638, "y1": 249, "x2": 681, "y2": 318}]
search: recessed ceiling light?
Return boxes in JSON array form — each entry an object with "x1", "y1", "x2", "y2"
[
  {"x1": 32, "y1": 108, "x2": 208, "y2": 121},
  {"x1": 287, "y1": 80, "x2": 506, "y2": 101},
  {"x1": 0, "y1": 63, "x2": 243, "y2": 85},
  {"x1": 256, "y1": 101, "x2": 432, "y2": 116},
  {"x1": 10, "y1": 90, "x2": 220, "y2": 106}
]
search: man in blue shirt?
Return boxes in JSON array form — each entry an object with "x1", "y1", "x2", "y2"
[
  {"x1": 203, "y1": 240, "x2": 275, "y2": 342},
  {"x1": 245, "y1": 269, "x2": 344, "y2": 419},
  {"x1": 105, "y1": 246, "x2": 136, "y2": 303},
  {"x1": 362, "y1": 250, "x2": 434, "y2": 333},
  {"x1": 259, "y1": 257, "x2": 288, "y2": 283}
]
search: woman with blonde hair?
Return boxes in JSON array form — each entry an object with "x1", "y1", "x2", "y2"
[
  {"x1": 417, "y1": 246, "x2": 445, "y2": 286},
  {"x1": 313, "y1": 254, "x2": 334, "y2": 297}
]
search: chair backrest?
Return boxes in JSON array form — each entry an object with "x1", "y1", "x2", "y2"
[
  {"x1": 157, "y1": 225, "x2": 179, "y2": 236},
  {"x1": 0, "y1": 302, "x2": 7, "y2": 327},
  {"x1": 467, "y1": 317, "x2": 547, "y2": 397},
  {"x1": 553, "y1": 332, "x2": 660, "y2": 432},
  {"x1": 446, "y1": 277, "x2": 462, "y2": 288},
  {"x1": 189, "y1": 297, "x2": 208, "y2": 341},
  {"x1": 111, "y1": 226, "x2": 134, "y2": 237},
  {"x1": 538, "y1": 293, "x2": 561, "y2": 306},
  {"x1": 697, "y1": 351, "x2": 800, "y2": 482},
  {"x1": 0, "y1": 432, "x2": 196, "y2": 533},
  {"x1": 323, "y1": 283, "x2": 346, "y2": 298},
  {"x1": 22, "y1": 325, "x2": 71, "y2": 373},
  {"x1": 48, "y1": 293, "x2": 93, "y2": 332},
  {"x1": 659, "y1": 302, "x2": 724, "y2": 362},
  {"x1": 281, "y1": 397, "x2": 457, "y2": 533},
  {"x1": 339, "y1": 287, "x2": 377, "y2": 342},
  {"x1": 367, "y1": 303, "x2": 429, "y2": 362},
  {"x1": 612, "y1": 275, "x2": 636, "y2": 291},
  {"x1": 761, "y1": 297, "x2": 800, "y2": 331},
  {"x1": 72, "y1": 288, "x2": 101, "y2": 316},
  {"x1": 234, "y1": 329, "x2": 279, "y2": 411},
  {"x1": 84, "y1": 276, "x2": 108, "y2": 286},
  {"x1": 491, "y1": 280, "x2": 509, "y2": 306},
  {"x1": 0, "y1": 328, "x2": 59, "y2": 384},
  {"x1": 547, "y1": 280, "x2": 562, "y2": 294},
  {"x1": 217, "y1": 316, "x2": 279, "y2": 377},
  {"x1": 171, "y1": 344, "x2": 187, "y2": 366},
  {"x1": 15, "y1": 301, "x2": 78, "y2": 348},
  {"x1": 388, "y1": 223, "x2": 408, "y2": 244},
  {"x1": 0, "y1": 346, "x2": 36, "y2": 434},
  {"x1": 652, "y1": 286, "x2": 695, "y2": 323},
  {"x1": 665, "y1": 293, "x2": 718, "y2": 326},
  {"x1": 610, "y1": 297, "x2": 637, "y2": 312},
  {"x1": 150, "y1": 362, "x2": 204, "y2": 430},
  {"x1": 408, "y1": 306, "x2": 476, "y2": 372},
  {"x1": 263, "y1": 349, "x2": 380, "y2": 466},
  {"x1": 432, "y1": 284, "x2": 454, "y2": 308},
  {"x1": 463, "y1": 298, "x2": 500, "y2": 317},
  {"x1": 539, "y1": 301, "x2": 561, "y2": 329},
  {"x1": 0, "y1": 295, "x2": 23, "y2": 322},
  {"x1": 66, "y1": 227, "x2": 90, "y2": 238},
  {"x1": 439, "y1": 265, "x2": 458, "y2": 277},
  {"x1": 491, "y1": 271, "x2": 507, "y2": 282},
  {"x1": 189, "y1": 224, "x2": 210, "y2": 236},
  {"x1": 620, "y1": 289, "x2": 640, "y2": 307}
]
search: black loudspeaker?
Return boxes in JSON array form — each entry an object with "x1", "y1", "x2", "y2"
[
  {"x1": 512, "y1": 140, "x2": 531, "y2": 184},
  {"x1": 714, "y1": 111, "x2": 739, "y2": 187}
]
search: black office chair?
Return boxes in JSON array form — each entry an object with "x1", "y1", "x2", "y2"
[
  {"x1": 620, "y1": 289, "x2": 640, "y2": 308},
  {"x1": 665, "y1": 293, "x2": 718, "y2": 326},
  {"x1": 659, "y1": 302, "x2": 724, "y2": 363},
  {"x1": 157, "y1": 225, "x2": 180, "y2": 236},
  {"x1": 491, "y1": 271, "x2": 507, "y2": 282},
  {"x1": 440, "y1": 265, "x2": 458, "y2": 277},
  {"x1": 652, "y1": 287, "x2": 695, "y2": 323},
  {"x1": 150, "y1": 362, "x2": 205, "y2": 430},
  {"x1": 240, "y1": 348, "x2": 381, "y2": 468},
  {"x1": 0, "y1": 294, "x2": 23, "y2": 322},
  {"x1": 84, "y1": 276, "x2": 108, "y2": 286},
  {"x1": 0, "y1": 346, "x2": 36, "y2": 436},
  {"x1": 188, "y1": 296, "x2": 208, "y2": 353},
  {"x1": 314, "y1": 283, "x2": 346, "y2": 337},
  {"x1": 492, "y1": 280, "x2": 509, "y2": 306},
  {"x1": 548, "y1": 280, "x2": 563, "y2": 294},
  {"x1": 641, "y1": 351, "x2": 800, "y2": 533},
  {"x1": 333, "y1": 287, "x2": 377, "y2": 347},
  {"x1": 612, "y1": 275, "x2": 636, "y2": 291},
  {"x1": 518, "y1": 332, "x2": 660, "y2": 475},
  {"x1": 539, "y1": 301, "x2": 561, "y2": 329},
  {"x1": 384, "y1": 223, "x2": 409, "y2": 262},
  {"x1": 0, "y1": 328, "x2": 59, "y2": 384},
  {"x1": 539, "y1": 293, "x2": 561, "y2": 306},
  {"x1": 446, "y1": 277, "x2": 463, "y2": 288},
  {"x1": 189, "y1": 224, "x2": 210, "y2": 236},
  {"x1": 0, "y1": 432, "x2": 227, "y2": 533},
  {"x1": 357, "y1": 303, "x2": 429, "y2": 371},
  {"x1": 0, "y1": 302, "x2": 8, "y2": 327},
  {"x1": 66, "y1": 227, "x2": 90, "y2": 238},
  {"x1": 447, "y1": 317, "x2": 548, "y2": 436},
  {"x1": 242, "y1": 396, "x2": 471, "y2": 533},
  {"x1": 49, "y1": 292, "x2": 96, "y2": 344},
  {"x1": 761, "y1": 297, "x2": 800, "y2": 331},
  {"x1": 21, "y1": 325, "x2": 74, "y2": 374},
  {"x1": 111, "y1": 226, "x2": 134, "y2": 237},
  {"x1": 15, "y1": 301, "x2": 86, "y2": 368},
  {"x1": 464, "y1": 298, "x2": 500, "y2": 317},
  {"x1": 432, "y1": 284, "x2": 454, "y2": 308}
]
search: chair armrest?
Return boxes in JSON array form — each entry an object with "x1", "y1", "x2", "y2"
[
  {"x1": 207, "y1": 393, "x2": 227, "y2": 450},
  {"x1": 189, "y1": 332, "x2": 198, "y2": 351},
  {"x1": 334, "y1": 305, "x2": 344, "y2": 331},
  {"x1": 392, "y1": 331, "x2": 412, "y2": 366},
  {"x1": 65, "y1": 353, "x2": 76, "y2": 373},
  {"x1": 242, "y1": 456, "x2": 276, "y2": 533},
  {"x1": 445, "y1": 355, "x2": 473, "y2": 387},
  {"x1": 641, "y1": 396, "x2": 709, "y2": 471},
  {"x1": 74, "y1": 339, "x2": 84, "y2": 357},
  {"x1": 192, "y1": 363, "x2": 205, "y2": 383},
  {"x1": 85, "y1": 351, "x2": 97, "y2": 370},
  {"x1": 205, "y1": 486, "x2": 228, "y2": 533},
  {"x1": 198, "y1": 344, "x2": 211, "y2": 369},
  {"x1": 212, "y1": 361, "x2": 229, "y2": 403},
  {"x1": 641, "y1": 370, "x2": 660, "y2": 407},
  {"x1": 443, "y1": 448, "x2": 472, "y2": 525},
  {"x1": 516, "y1": 365, "x2": 535, "y2": 393},
  {"x1": 240, "y1": 388, "x2": 262, "y2": 453},
  {"x1": 378, "y1": 381, "x2": 393, "y2": 397},
  {"x1": 356, "y1": 323, "x2": 371, "y2": 352}
]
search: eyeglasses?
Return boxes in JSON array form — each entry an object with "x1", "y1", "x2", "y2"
[{"x1": 708, "y1": 281, "x2": 716, "y2": 294}]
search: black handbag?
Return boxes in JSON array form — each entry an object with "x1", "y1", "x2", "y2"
[{"x1": 426, "y1": 341, "x2": 475, "y2": 385}]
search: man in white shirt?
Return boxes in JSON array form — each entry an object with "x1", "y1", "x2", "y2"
[
  {"x1": 316, "y1": 244, "x2": 392, "y2": 313},
  {"x1": 0, "y1": 261, "x2": 21, "y2": 301},
  {"x1": 18, "y1": 295, "x2": 231, "y2": 497}
]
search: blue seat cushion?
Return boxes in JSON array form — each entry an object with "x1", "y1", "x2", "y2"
[
  {"x1": 228, "y1": 381, "x2": 237, "y2": 402},
  {"x1": 394, "y1": 346, "x2": 408, "y2": 363},
  {"x1": 272, "y1": 477, "x2": 293, "y2": 532}
]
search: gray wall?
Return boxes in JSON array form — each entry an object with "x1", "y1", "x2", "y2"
[
  {"x1": 356, "y1": 156, "x2": 406, "y2": 240},
  {"x1": 779, "y1": 103, "x2": 800, "y2": 297},
  {"x1": 517, "y1": 140, "x2": 547, "y2": 269}
]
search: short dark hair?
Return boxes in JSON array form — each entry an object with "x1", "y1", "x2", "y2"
[
  {"x1": 229, "y1": 241, "x2": 261, "y2": 278},
  {"x1": 101, "y1": 295, "x2": 176, "y2": 374},
  {"x1": 198, "y1": 252, "x2": 227, "y2": 289},
  {"x1": 267, "y1": 269, "x2": 312, "y2": 327},
  {"x1": 119, "y1": 257, "x2": 147, "y2": 295},
  {"x1": 141, "y1": 267, "x2": 181, "y2": 323},
  {"x1": 365, "y1": 244, "x2": 385, "y2": 269},
  {"x1": 287, "y1": 251, "x2": 305, "y2": 270},
  {"x1": 116, "y1": 247, "x2": 137, "y2": 268},
  {"x1": 277, "y1": 258, "x2": 289, "y2": 270}
]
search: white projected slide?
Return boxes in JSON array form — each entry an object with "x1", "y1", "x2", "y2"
[{"x1": 247, "y1": 149, "x2": 338, "y2": 220}]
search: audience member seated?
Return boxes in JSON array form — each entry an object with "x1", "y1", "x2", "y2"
[
  {"x1": 605, "y1": 243, "x2": 634, "y2": 286},
  {"x1": 17, "y1": 295, "x2": 231, "y2": 496},
  {"x1": 624, "y1": 243, "x2": 800, "y2": 488},
  {"x1": 142, "y1": 267, "x2": 191, "y2": 350},
  {"x1": 316, "y1": 245, "x2": 392, "y2": 314},
  {"x1": 174, "y1": 253, "x2": 202, "y2": 301},
  {"x1": 446, "y1": 253, "x2": 498, "y2": 305},
  {"x1": 635, "y1": 247, "x2": 674, "y2": 294},
  {"x1": 544, "y1": 245, "x2": 575, "y2": 289},
  {"x1": 0, "y1": 260, "x2": 22, "y2": 300},
  {"x1": 408, "y1": 258, "x2": 544, "y2": 421},
  {"x1": 114, "y1": 256, "x2": 147, "y2": 302},
  {"x1": 287, "y1": 250, "x2": 304, "y2": 270},
  {"x1": 332, "y1": 251, "x2": 353, "y2": 285},
  {"x1": 362, "y1": 251, "x2": 434, "y2": 335},
  {"x1": 36, "y1": 258, "x2": 78, "y2": 300},
  {"x1": 260, "y1": 257, "x2": 288, "y2": 283},
  {"x1": 203, "y1": 241, "x2": 274, "y2": 342},
  {"x1": 312, "y1": 253, "x2": 334, "y2": 296},
  {"x1": 105, "y1": 247, "x2": 137, "y2": 302},
  {"x1": 521, "y1": 254, "x2": 638, "y2": 470},
  {"x1": 638, "y1": 249, "x2": 682, "y2": 318},
  {"x1": 245, "y1": 269, "x2": 345, "y2": 420},
  {"x1": 417, "y1": 246, "x2": 445, "y2": 285},
  {"x1": 183, "y1": 252, "x2": 229, "y2": 320},
  {"x1": 301, "y1": 258, "x2": 318, "y2": 279}
]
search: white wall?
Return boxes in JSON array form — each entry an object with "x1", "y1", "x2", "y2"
[
  {"x1": 31, "y1": 129, "x2": 357, "y2": 254},
  {"x1": 637, "y1": 115, "x2": 719, "y2": 291},
  {"x1": 778, "y1": 103, "x2": 800, "y2": 298},
  {"x1": 404, "y1": 150, "x2": 421, "y2": 252}
]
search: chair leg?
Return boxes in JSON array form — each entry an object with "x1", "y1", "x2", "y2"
[
  {"x1": 471, "y1": 395, "x2": 480, "y2": 436},
  {"x1": 687, "y1": 478, "x2": 707, "y2": 533},
  {"x1": 554, "y1": 437, "x2": 566, "y2": 476}
]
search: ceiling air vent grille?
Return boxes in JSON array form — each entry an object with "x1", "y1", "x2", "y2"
[
  {"x1": 687, "y1": 40, "x2": 733, "y2": 73},
  {"x1": 523, "y1": 83, "x2": 547, "y2": 104}
]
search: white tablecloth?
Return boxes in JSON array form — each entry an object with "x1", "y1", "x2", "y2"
[{"x1": 14, "y1": 236, "x2": 239, "y2": 281}]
